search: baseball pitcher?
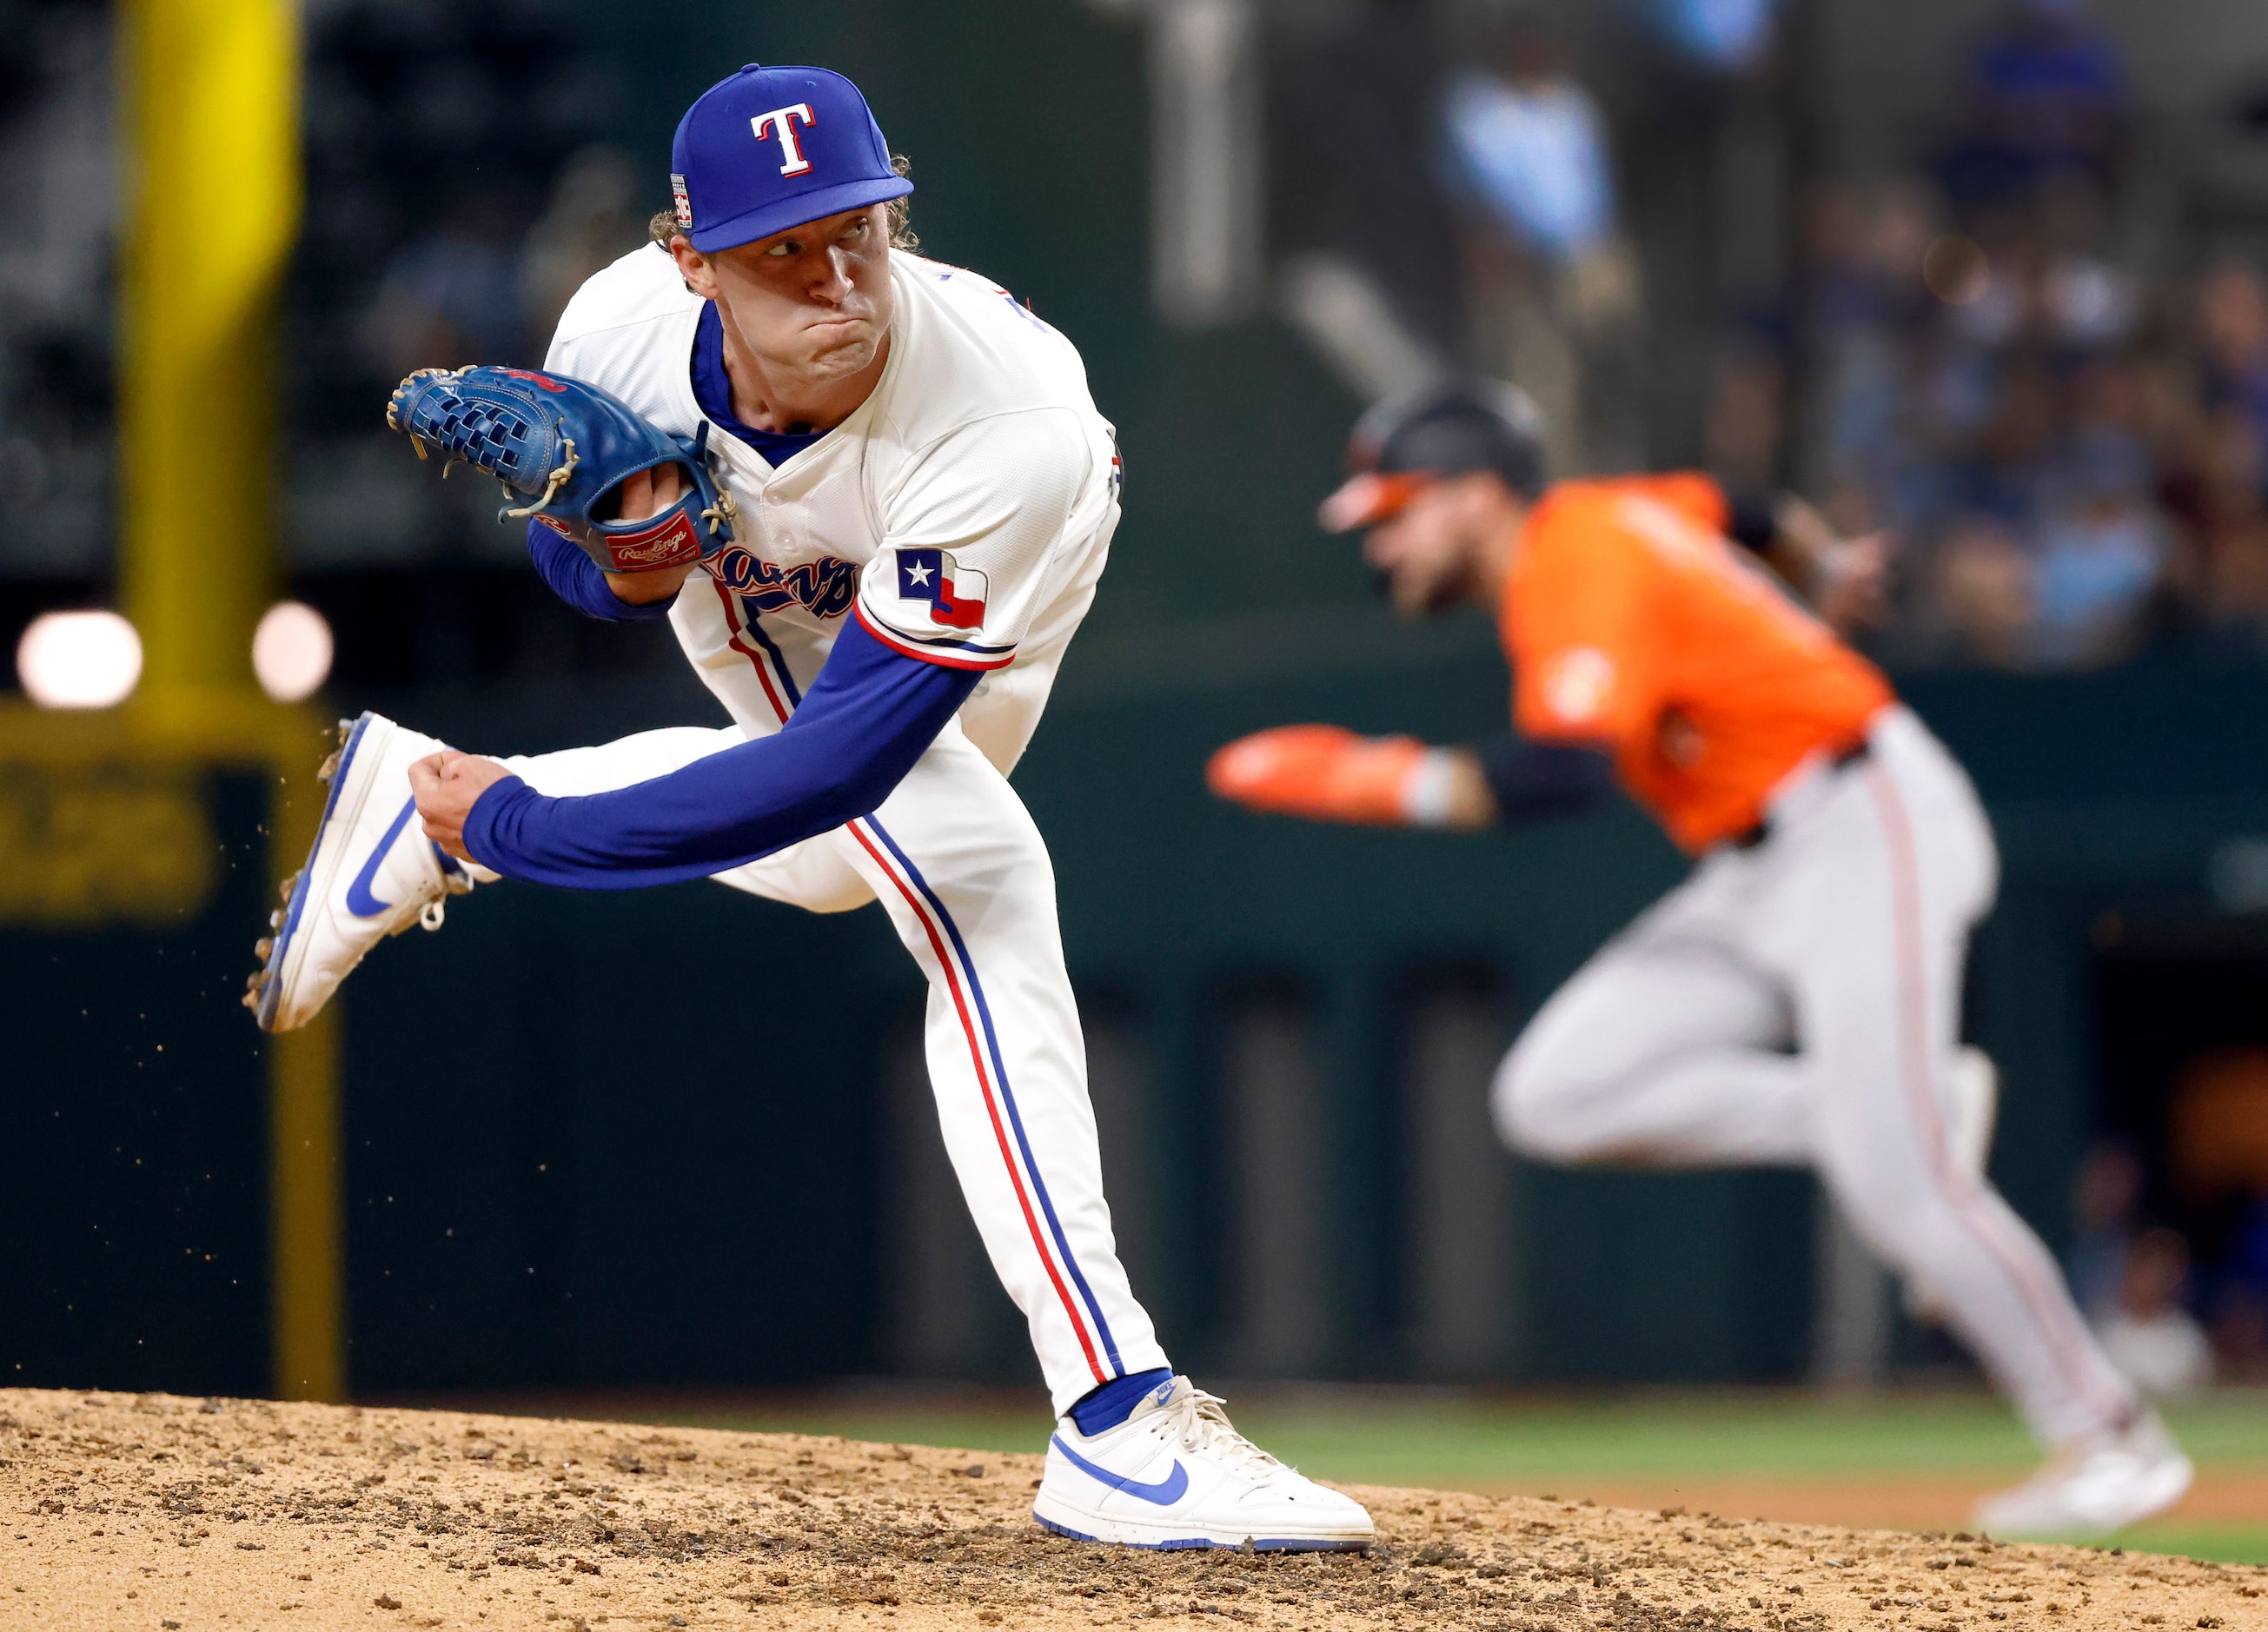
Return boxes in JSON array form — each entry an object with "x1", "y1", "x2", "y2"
[{"x1": 249, "y1": 63, "x2": 1371, "y2": 1554}]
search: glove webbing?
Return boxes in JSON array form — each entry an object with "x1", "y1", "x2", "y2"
[{"x1": 415, "y1": 394, "x2": 539, "y2": 484}]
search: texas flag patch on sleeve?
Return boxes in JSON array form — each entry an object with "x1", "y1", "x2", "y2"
[
  {"x1": 857, "y1": 546, "x2": 1017, "y2": 670},
  {"x1": 895, "y1": 547, "x2": 988, "y2": 629}
]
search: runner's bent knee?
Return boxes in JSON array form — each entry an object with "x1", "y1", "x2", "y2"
[{"x1": 1491, "y1": 1025, "x2": 1606, "y2": 1159}]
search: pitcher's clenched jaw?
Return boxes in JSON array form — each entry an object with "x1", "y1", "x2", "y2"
[{"x1": 670, "y1": 203, "x2": 897, "y2": 399}]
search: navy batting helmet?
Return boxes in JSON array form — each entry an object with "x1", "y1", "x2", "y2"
[{"x1": 1317, "y1": 381, "x2": 1548, "y2": 533}]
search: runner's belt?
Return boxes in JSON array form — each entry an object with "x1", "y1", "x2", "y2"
[{"x1": 1728, "y1": 739, "x2": 1873, "y2": 852}]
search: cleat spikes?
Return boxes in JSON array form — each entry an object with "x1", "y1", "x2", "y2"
[
  {"x1": 269, "y1": 909, "x2": 284, "y2": 930},
  {"x1": 279, "y1": 872, "x2": 299, "y2": 901},
  {"x1": 255, "y1": 938, "x2": 273, "y2": 960},
  {"x1": 241, "y1": 990, "x2": 259, "y2": 1012},
  {"x1": 246, "y1": 971, "x2": 265, "y2": 992},
  {"x1": 316, "y1": 751, "x2": 341, "y2": 783}
]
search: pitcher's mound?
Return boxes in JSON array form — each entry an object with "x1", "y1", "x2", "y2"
[{"x1": 3, "y1": 1389, "x2": 2260, "y2": 1630}]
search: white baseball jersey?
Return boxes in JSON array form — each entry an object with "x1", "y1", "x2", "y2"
[
  {"x1": 545, "y1": 243, "x2": 1123, "y2": 739},
  {"x1": 501, "y1": 243, "x2": 1165, "y2": 1412}
]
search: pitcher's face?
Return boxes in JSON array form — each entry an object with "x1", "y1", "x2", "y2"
[{"x1": 678, "y1": 204, "x2": 896, "y2": 385}]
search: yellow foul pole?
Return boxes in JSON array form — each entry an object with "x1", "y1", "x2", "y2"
[
  {"x1": 118, "y1": 0, "x2": 298, "y2": 713},
  {"x1": 117, "y1": 0, "x2": 344, "y2": 1402}
]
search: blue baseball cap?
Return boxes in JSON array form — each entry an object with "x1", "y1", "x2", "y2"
[{"x1": 668, "y1": 63, "x2": 912, "y2": 253}]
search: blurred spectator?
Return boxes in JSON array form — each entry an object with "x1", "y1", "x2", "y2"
[
  {"x1": 2027, "y1": 428, "x2": 2168, "y2": 666},
  {"x1": 2197, "y1": 259, "x2": 2268, "y2": 508},
  {"x1": 1960, "y1": 356, "x2": 2062, "y2": 527},
  {"x1": 1798, "y1": 179, "x2": 1939, "y2": 517},
  {"x1": 1639, "y1": 0, "x2": 1784, "y2": 76},
  {"x1": 2092, "y1": 1227, "x2": 2213, "y2": 1398},
  {"x1": 2035, "y1": 177, "x2": 2134, "y2": 348},
  {"x1": 518, "y1": 146, "x2": 647, "y2": 349},
  {"x1": 2159, "y1": 269, "x2": 2268, "y2": 655},
  {"x1": 2212, "y1": 1281, "x2": 2268, "y2": 1381},
  {"x1": 1943, "y1": 0, "x2": 2126, "y2": 211},
  {"x1": 2067, "y1": 1140, "x2": 2143, "y2": 1321},
  {"x1": 1800, "y1": 176, "x2": 2196, "y2": 669},
  {"x1": 1440, "y1": 13, "x2": 1641, "y2": 476},
  {"x1": 1267, "y1": 0, "x2": 1467, "y2": 362},
  {"x1": 2196, "y1": 514, "x2": 2268, "y2": 653},
  {"x1": 2207, "y1": 1196, "x2": 2268, "y2": 1381},
  {"x1": 1774, "y1": 3, "x2": 2201, "y2": 673},
  {"x1": 2165, "y1": 1051, "x2": 2268, "y2": 1379},
  {"x1": 359, "y1": 195, "x2": 528, "y2": 381},
  {"x1": 1441, "y1": 21, "x2": 1615, "y2": 268},
  {"x1": 1930, "y1": 516, "x2": 2035, "y2": 667},
  {"x1": 1703, "y1": 336, "x2": 1786, "y2": 494}
]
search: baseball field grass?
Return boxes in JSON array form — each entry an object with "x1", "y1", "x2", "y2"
[{"x1": 471, "y1": 1386, "x2": 2268, "y2": 1567}]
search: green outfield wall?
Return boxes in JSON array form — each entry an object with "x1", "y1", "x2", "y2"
[{"x1": 9, "y1": 656, "x2": 2267, "y2": 1396}]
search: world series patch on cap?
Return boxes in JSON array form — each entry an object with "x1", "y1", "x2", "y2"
[{"x1": 670, "y1": 63, "x2": 912, "y2": 253}]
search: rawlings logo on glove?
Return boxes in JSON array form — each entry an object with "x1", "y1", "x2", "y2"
[{"x1": 387, "y1": 365, "x2": 738, "y2": 573}]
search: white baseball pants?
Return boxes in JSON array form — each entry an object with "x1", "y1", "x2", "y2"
[
  {"x1": 483, "y1": 698, "x2": 1166, "y2": 1416},
  {"x1": 1493, "y1": 707, "x2": 2137, "y2": 1448}
]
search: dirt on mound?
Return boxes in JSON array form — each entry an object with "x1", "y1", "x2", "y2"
[{"x1": 2, "y1": 1390, "x2": 2261, "y2": 1632}]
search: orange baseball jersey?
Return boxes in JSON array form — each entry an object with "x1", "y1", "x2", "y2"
[{"x1": 1501, "y1": 474, "x2": 1893, "y2": 852}]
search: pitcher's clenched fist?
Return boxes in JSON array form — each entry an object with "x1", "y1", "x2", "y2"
[{"x1": 409, "y1": 751, "x2": 514, "y2": 860}]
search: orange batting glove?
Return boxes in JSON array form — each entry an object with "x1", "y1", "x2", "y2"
[{"x1": 1205, "y1": 725, "x2": 1432, "y2": 826}]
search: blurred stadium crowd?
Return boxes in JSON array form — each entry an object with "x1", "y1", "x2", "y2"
[
  {"x1": 10, "y1": 0, "x2": 2268, "y2": 668},
  {"x1": 1791, "y1": 50, "x2": 2268, "y2": 673},
  {"x1": 1282, "y1": 0, "x2": 2268, "y2": 671},
  {"x1": 0, "y1": 0, "x2": 664, "y2": 684}
]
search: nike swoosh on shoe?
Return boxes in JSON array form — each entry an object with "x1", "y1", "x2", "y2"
[
  {"x1": 1051, "y1": 1437, "x2": 1190, "y2": 1506},
  {"x1": 345, "y1": 799, "x2": 420, "y2": 919}
]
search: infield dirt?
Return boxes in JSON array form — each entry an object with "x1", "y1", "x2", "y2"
[{"x1": 2, "y1": 1390, "x2": 2262, "y2": 1632}]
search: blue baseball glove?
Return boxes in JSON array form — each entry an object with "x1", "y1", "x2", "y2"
[{"x1": 386, "y1": 365, "x2": 739, "y2": 573}]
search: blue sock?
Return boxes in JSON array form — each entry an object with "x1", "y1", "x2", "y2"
[{"x1": 1067, "y1": 1367, "x2": 1175, "y2": 1436}]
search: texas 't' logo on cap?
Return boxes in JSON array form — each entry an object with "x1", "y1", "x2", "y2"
[
  {"x1": 669, "y1": 63, "x2": 911, "y2": 254},
  {"x1": 752, "y1": 103, "x2": 817, "y2": 176}
]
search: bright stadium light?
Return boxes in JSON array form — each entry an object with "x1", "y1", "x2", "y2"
[
  {"x1": 252, "y1": 600, "x2": 334, "y2": 703},
  {"x1": 16, "y1": 609, "x2": 143, "y2": 709}
]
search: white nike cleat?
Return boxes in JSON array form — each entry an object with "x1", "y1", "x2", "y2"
[
  {"x1": 1974, "y1": 1410, "x2": 2193, "y2": 1540},
  {"x1": 1031, "y1": 1376, "x2": 1374, "y2": 1552},
  {"x1": 247, "y1": 712, "x2": 472, "y2": 1033},
  {"x1": 1907, "y1": 1045, "x2": 2003, "y2": 1324}
]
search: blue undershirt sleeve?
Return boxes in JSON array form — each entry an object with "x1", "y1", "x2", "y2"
[
  {"x1": 525, "y1": 517, "x2": 680, "y2": 622},
  {"x1": 461, "y1": 616, "x2": 979, "y2": 887},
  {"x1": 1474, "y1": 735, "x2": 1616, "y2": 824}
]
